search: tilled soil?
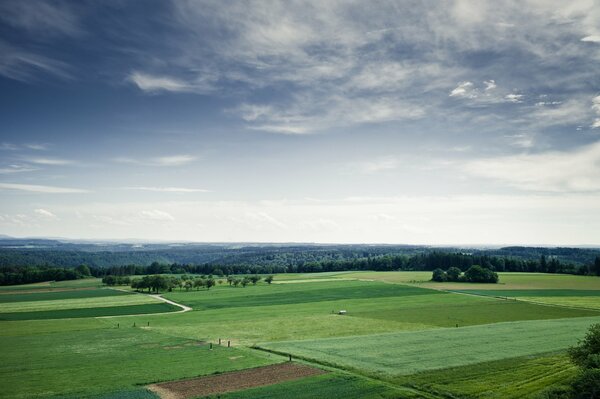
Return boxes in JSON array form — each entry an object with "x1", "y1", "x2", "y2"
[{"x1": 147, "y1": 362, "x2": 326, "y2": 399}]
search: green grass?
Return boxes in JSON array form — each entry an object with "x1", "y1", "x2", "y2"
[
  {"x1": 0, "y1": 320, "x2": 277, "y2": 399},
  {"x1": 454, "y1": 289, "x2": 600, "y2": 297},
  {"x1": 399, "y1": 352, "x2": 576, "y2": 399},
  {"x1": 117, "y1": 283, "x2": 600, "y2": 346},
  {"x1": 206, "y1": 373, "x2": 422, "y2": 399},
  {"x1": 54, "y1": 388, "x2": 159, "y2": 399},
  {"x1": 0, "y1": 294, "x2": 159, "y2": 313},
  {"x1": 0, "y1": 288, "x2": 131, "y2": 303},
  {"x1": 0, "y1": 302, "x2": 178, "y2": 320},
  {"x1": 164, "y1": 280, "x2": 435, "y2": 310},
  {"x1": 0, "y1": 278, "x2": 104, "y2": 292},
  {"x1": 260, "y1": 316, "x2": 600, "y2": 377}
]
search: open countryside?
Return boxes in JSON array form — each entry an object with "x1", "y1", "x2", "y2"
[{"x1": 2, "y1": 268, "x2": 600, "y2": 398}]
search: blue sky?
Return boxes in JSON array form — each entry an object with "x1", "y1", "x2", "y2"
[{"x1": 1, "y1": 0, "x2": 599, "y2": 244}]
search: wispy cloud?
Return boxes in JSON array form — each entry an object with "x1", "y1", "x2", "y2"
[
  {"x1": 0, "y1": 39, "x2": 72, "y2": 82},
  {"x1": 346, "y1": 156, "x2": 400, "y2": 174},
  {"x1": 463, "y1": 141, "x2": 600, "y2": 192},
  {"x1": 26, "y1": 157, "x2": 74, "y2": 165},
  {"x1": 140, "y1": 209, "x2": 175, "y2": 221},
  {"x1": 114, "y1": 154, "x2": 196, "y2": 167},
  {"x1": 0, "y1": 164, "x2": 38, "y2": 174},
  {"x1": 34, "y1": 208, "x2": 57, "y2": 219},
  {"x1": 125, "y1": 186, "x2": 210, "y2": 193},
  {"x1": 0, "y1": 0, "x2": 83, "y2": 37},
  {"x1": 129, "y1": 71, "x2": 193, "y2": 93},
  {"x1": 129, "y1": 71, "x2": 216, "y2": 94},
  {"x1": 0, "y1": 183, "x2": 89, "y2": 193}
]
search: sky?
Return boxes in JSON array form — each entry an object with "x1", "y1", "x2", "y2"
[{"x1": 0, "y1": 0, "x2": 599, "y2": 245}]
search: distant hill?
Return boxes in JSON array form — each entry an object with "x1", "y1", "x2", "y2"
[{"x1": 0, "y1": 239, "x2": 598, "y2": 269}]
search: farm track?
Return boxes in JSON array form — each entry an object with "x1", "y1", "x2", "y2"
[{"x1": 96, "y1": 288, "x2": 192, "y2": 318}]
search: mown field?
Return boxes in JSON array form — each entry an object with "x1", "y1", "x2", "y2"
[{"x1": 2, "y1": 272, "x2": 600, "y2": 398}]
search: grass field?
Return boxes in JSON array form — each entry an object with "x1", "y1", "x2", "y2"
[
  {"x1": 0, "y1": 318, "x2": 278, "y2": 398},
  {"x1": 0, "y1": 302, "x2": 178, "y2": 320},
  {"x1": 260, "y1": 316, "x2": 600, "y2": 377},
  {"x1": 0, "y1": 288, "x2": 131, "y2": 303},
  {"x1": 2, "y1": 272, "x2": 600, "y2": 398},
  {"x1": 210, "y1": 373, "x2": 420, "y2": 399},
  {"x1": 399, "y1": 352, "x2": 576, "y2": 399}
]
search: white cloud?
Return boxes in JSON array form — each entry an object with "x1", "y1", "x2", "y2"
[
  {"x1": 140, "y1": 210, "x2": 175, "y2": 222},
  {"x1": 0, "y1": 183, "x2": 89, "y2": 193},
  {"x1": 348, "y1": 156, "x2": 400, "y2": 174},
  {"x1": 484, "y1": 80, "x2": 497, "y2": 90},
  {"x1": 125, "y1": 186, "x2": 209, "y2": 193},
  {"x1": 129, "y1": 71, "x2": 193, "y2": 93},
  {"x1": 27, "y1": 157, "x2": 74, "y2": 165},
  {"x1": 0, "y1": 165, "x2": 38, "y2": 174},
  {"x1": 505, "y1": 93, "x2": 524, "y2": 103},
  {"x1": 449, "y1": 81, "x2": 476, "y2": 98},
  {"x1": 24, "y1": 143, "x2": 48, "y2": 151},
  {"x1": 463, "y1": 141, "x2": 600, "y2": 192},
  {"x1": 154, "y1": 155, "x2": 196, "y2": 166},
  {"x1": 34, "y1": 208, "x2": 57, "y2": 219},
  {"x1": 581, "y1": 35, "x2": 600, "y2": 43},
  {"x1": 114, "y1": 154, "x2": 196, "y2": 166}
]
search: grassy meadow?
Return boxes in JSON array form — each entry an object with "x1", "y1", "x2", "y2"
[{"x1": 2, "y1": 272, "x2": 600, "y2": 398}]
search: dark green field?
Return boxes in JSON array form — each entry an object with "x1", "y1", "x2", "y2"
[{"x1": 0, "y1": 302, "x2": 178, "y2": 321}]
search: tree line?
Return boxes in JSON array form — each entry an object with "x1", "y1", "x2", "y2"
[
  {"x1": 2, "y1": 252, "x2": 599, "y2": 286},
  {"x1": 103, "y1": 274, "x2": 273, "y2": 293},
  {"x1": 0, "y1": 264, "x2": 91, "y2": 285}
]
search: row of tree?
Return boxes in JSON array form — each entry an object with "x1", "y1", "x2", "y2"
[
  {"x1": 120, "y1": 274, "x2": 274, "y2": 293},
  {"x1": 0, "y1": 264, "x2": 91, "y2": 285},
  {"x1": 432, "y1": 265, "x2": 499, "y2": 283}
]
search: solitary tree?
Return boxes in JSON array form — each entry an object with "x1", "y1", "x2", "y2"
[{"x1": 265, "y1": 275, "x2": 274, "y2": 284}]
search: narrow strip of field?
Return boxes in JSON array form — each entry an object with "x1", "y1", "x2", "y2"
[
  {"x1": 148, "y1": 363, "x2": 326, "y2": 399},
  {"x1": 0, "y1": 288, "x2": 132, "y2": 303},
  {"x1": 260, "y1": 316, "x2": 600, "y2": 377},
  {"x1": 0, "y1": 302, "x2": 179, "y2": 320},
  {"x1": 0, "y1": 293, "x2": 160, "y2": 313}
]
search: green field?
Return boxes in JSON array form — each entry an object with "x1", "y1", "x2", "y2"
[
  {"x1": 0, "y1": 318, "x2": 277, "y2": 398},
  {"x1": 0, "y1": 288, "x2": 131, "y2": 303},
  {"x1": 2, "y1": 272, "x2": 600, "y2": 398},
  {"x1": 260, "y1": 316, "x2": 600, "y2": 377}
]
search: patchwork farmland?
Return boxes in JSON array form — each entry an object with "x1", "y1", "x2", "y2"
[{"x1": 2, "y1": 272, "x2": 600, "y2": 398}]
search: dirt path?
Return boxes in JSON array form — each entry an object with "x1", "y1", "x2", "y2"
[
  {"x1": 148, "y1": 293, "x2": 191, "y2": 312},
  {"x1": 96, "y1": 288, "x2": 192, "y2": 318}
]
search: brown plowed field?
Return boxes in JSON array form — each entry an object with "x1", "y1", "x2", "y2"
[{"x1": 148, "y1": 362, "x2": 326, "y2": 398}]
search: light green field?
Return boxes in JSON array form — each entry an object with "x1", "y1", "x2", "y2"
[
  {"x1": 0, "y1": 293, "x2": 159, "y2": 313},
  {"x1": 260, "y1": 316, "x2": 600, "y2": 377}
]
